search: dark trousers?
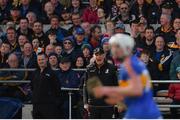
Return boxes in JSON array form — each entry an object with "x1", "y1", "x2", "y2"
[
  {"x1": 170, "y1": 100, "x2": 180, "y2": 118},
  {"x1": 32, "y1": 104, "x2": 63, "y2": 119},
  {"x1": 89, "y1": 106, "x2": 115, "y2": 119}
]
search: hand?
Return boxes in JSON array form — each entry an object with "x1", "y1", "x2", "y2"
[{"x1": 92, "y1": 87, "x2": 107, "y2": 98}]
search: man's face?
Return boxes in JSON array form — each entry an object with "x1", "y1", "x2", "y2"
[
  {"x1": 140, "y1": 53, "x2": 150, "y2": 65},
  {"x1": 8, "y1": 54, "x2": 19, "y2": 68},
  {"x1": 18, "y1": 35, "x2": 28, "y2": 46},
  {"x1": 145, "y1": 29, "x2": 154, "y2": 40},
  {"x1": 44, "y1": 2, "x2": 54, "y2": 14},
  {"x1": 95, "y1": 54, "x2": 105, "y2": 65},
  {"x1": 0, "y1": 43, "x2": 10, "y2": 54},
  {"x1": 7, "y1": 29, "x2": 16, "y2": 42},
  {"x1": 137, "y1": 0, "x2": 144, "y2": 5},
  {"x1": 51, "y1": 18, "x2": 59, "y2": 29},
  {"x1": 131, "y1": 23, "x2": 139, "y2": 33},
  {"x1": 155, "y1": 37, "x2": 165, "y2": 50},
  {"x1": 20, "y1": 19, "x2": 28, "y2": 30},
  {"x1": 45, "y1": 45, "x2": 54, "y2": 56},
  {"x1": 103, "y1": 43, "x2": 110, "y2": 52},
  {"x1": 37, "y1": 54, "x2": 47, "y2": 68},
  {"x1": 120, "y1": 3, "x2": 129, "y2": 15},
  {"x1": 10, "y1": 10, "x2": 20, "y2": 17},
  {"x1": 59, "y1": 62, "x2": 71, "y2": 71},
  {"x1": 49, "y1": 55, "x2": 58, "y2": 66},
  {"x1": 177, "y1": 72, "x2": 180, "y2": 79},
  {"x1": 55, "y1": 46, "x2": 62, "y2": 55},
  {"x1": 72, "y1": 0, "x2": 80, "y2": 8},
  {"x1": 115, "y1": 28, "x2": 125, "y2": 34},
  {"x1": 24, "y1": 43, "x2": 32, "y2": 56},
  {"x1": 160, "y1": 14, "x2": 170, "y2": 26},
  {"x1": 33, "y1": 22, "x2": 43, "y2": 34},
  {"x1": 72, "y1": 14, "x2": 81, "y2": 26},
  {"x1": 111, "y1": 43, "x2": 124, "y2": 59}
]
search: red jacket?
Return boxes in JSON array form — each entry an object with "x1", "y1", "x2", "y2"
[
  {"x1": 168, "y1": 84, "x2": 180, "y2": 101},
  {"x1": 82, "y1": 7, "x2": 99, "y2": 24}
]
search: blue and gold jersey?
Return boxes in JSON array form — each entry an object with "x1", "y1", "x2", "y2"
[{"x1": 118, "y1": 56, "x2": 161, "y2": 119}]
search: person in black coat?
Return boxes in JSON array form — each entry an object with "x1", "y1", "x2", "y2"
[
  {"x1": 31, "y1": 52, "x2": 64, "y2": 119},
  {"x1": 86, "y1": 47, "x2": 118, "y2": 119}
]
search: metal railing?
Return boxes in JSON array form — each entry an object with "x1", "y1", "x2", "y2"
[{"x1": 0, "y1": 68, "x2": 180, "y2": 118}]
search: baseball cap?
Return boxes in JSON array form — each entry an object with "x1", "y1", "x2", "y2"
[
  {"x1": 93, "y1": 47, "x2": 104, "y2": 55},
  {"x1": 115, "y1": 22, "x2": 125, "y2": 30},
  {"x1": 75, "y1": 27, "x2": 85, "y2": 35}
]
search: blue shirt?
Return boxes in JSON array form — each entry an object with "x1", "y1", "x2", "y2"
[{"x1": 118, "y1": 56, "x2": 161, "y2": 119}]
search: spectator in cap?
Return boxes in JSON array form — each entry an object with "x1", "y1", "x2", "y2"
[
  {"x1": 114, "y1": 22, "x2": 125, "y2": 34},
  {"x1": 57, "y1": 56, "x2": 80, "y2": 118},
  {"x1": 161, "y1": 1, "x2": 174, "y2": 17},
  {"x1": 82, "y1": 0, "x2": 99, "y2": 24},
  {"x1": 48, "y1": 53, "x2": 59, "y2": 70},
  {"x1": 168, "y1": 66, "x2": 180, "y2": 118},
  {"x1": 61, "y1": 36, "x2": 77, "y2": 63},
  {"x1": 148, "y1": 0, "x2": 163, "y2": 24},
  {"x1": 81, "y1": 44, "x2": 92, "y2": 65},
  {"x1": 46, "y1": 15, "x2": 69, "y2": 44},
  {"x1": 86, "y1": 47, "x2": 118, "y2": 119},
  {"x1": 60, "y1": 7, "x2": 72, "y2": 26},
  {"x1": 8, "y1": 6, "x2": 21, "y2": 24},
  {"x1": 0, "y1": 0, "x2": 11, "y2": 24},
  {"x1": 50, "y1": 0, "x2": 64, "y2": 16},
  {"x1": 68, "y1": 12, "x2": 82, "y2": 34},
  {"x1": 156, "y1": 13, "x2": 176, "y2": 43},
  {"x1": 73, "y1": 27, "x2": 88, "y2": 52}
]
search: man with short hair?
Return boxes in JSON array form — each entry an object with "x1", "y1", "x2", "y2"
[
  {"x1": 0, "y1": 42, "x2": 11, "y2": 68},
  {"x1": 31, "y1": 52, "x2": 63, "y2": 119},
  {"x1": 16, "y1": 17, "x2": 33, "y2": 41}
]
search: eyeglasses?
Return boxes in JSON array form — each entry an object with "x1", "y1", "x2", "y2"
[{"x1": 64, "y1": 42, "x2": 72, "y2": 45}]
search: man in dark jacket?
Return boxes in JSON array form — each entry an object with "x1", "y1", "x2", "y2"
[
  {"x1": 86, "y1": 47, "x2": 118, "y2": 119},
  {"x1": 31, "y1": 52, "x2": 63, "y2": 119}
]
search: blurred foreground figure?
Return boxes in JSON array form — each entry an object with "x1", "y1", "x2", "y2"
[{"x1": 92, "y1": 34, "x2": 162, "y2": 119}]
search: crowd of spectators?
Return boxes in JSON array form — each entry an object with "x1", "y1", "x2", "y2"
[{"x1": 0, "y1": 0, "x2": 180, "y2": 119}]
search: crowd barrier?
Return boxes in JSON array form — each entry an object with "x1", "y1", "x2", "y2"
[{"x1": 0, "y1": 68, "x2": 179, "y2": 118}]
